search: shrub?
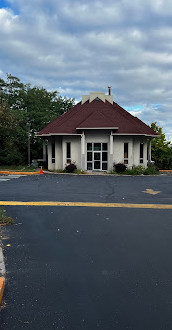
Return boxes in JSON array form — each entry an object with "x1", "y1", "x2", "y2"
[
  {"x1": 144, "y1": 164, "x2": 159, "y2": 175},
  {"x1": 125, "y1": 165, "x2": 145, "y2": 175},
  {"x1": 65, "y1": 162, "x2": 77, "y2": 173},
  {"x1": 113, "y1": 163, "x2": 127, "y2": 173}
]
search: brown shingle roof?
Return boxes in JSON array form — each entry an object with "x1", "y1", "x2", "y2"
[{"x1": 37, "y1": 99, "x2": 157, "y2": 136}]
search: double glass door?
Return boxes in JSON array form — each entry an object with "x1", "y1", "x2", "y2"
[{"x1": 87, "y1": 143, "x2": 108, "y2": 171}]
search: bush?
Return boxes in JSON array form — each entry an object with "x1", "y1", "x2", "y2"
[
  {"x1": 144, "y1": 164, "x2": 159, "y2": 175},
  {"x1": 113, "y1": 163, "x2": 127, "y2": 173},
  {"x1": 125, "y1": 164, "x2": 159, "y2": 175},
  {"x1": 125, "y1": 165, "x2": 145, "y2": 175},
  {"x1": 65, "y1": 162, "x2": 77, "y2": 173}
]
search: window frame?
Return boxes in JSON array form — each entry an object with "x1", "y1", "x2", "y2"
[
  {"x1": 140, "y1": 143, "x2": 144, "y2": 164},
  {"x1": 66, "y1": 142, "x2": 71, "y2": 164},
  {"x1": 124, "y1": 142, "x2": 128, "y2": 164},
  {"x1": 86, "y1": 142, "x2": 108, "y2": 171},
  {"x1": 52, "y1": 140, "x2": 55, "y2": 164}
]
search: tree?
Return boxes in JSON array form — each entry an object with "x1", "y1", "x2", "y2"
[
  {"x1": 0, "y1": 74, "x2": 75, "y2": 165},
  {"x1": 151, "y1": 122, "x2": 172, "y2": 169},
  {"x1": 0, "y1": 100, "x2": 21, "y2": 164}
]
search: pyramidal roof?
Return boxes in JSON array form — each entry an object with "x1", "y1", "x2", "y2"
[{"x1": 37, "y1": 91, "x2": 157, "y2": 136}]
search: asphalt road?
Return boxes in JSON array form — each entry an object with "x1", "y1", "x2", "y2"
[{"x1": 0, "y1": 174, "x2": 172, "y2": 329}]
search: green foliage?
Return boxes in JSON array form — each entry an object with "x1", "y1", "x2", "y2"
[
  {"x1": 0, "y1": 100, "x2": 19, "y2": 164},
  {"x1": 143, "y1": 164, "x2": 159, "y2": 175},
  {"x1": 151, "y1": 122, "x2": 172, "y2": 169},
  {"x1": 0, "y1": 207, "x2": 14, "y2": 225},
  {"x1": 125, "y1": 165, "x2": 145, "y2": 175},
  {"x1": 0, "y1": 74, "x2": 75, "y2": 165},
  {"x1": 125, "y1": 164, "x2": 159, "y2": 175}
]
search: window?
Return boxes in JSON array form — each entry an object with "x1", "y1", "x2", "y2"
[
  {"x1": 124, "y1": 143, "x2": 128, "y2": 164},
  {"x1": 140, "y1": 143, "x2": 144, "y2": 163},
  {"x1": 52, "y1": 140, "x2": 55, "y2": 163},
  {"x1": 94, "y1": 143, "x2": 101, "y2": 151},
  {"x1": 87, "y1": 143, "x2": 108, "y2": 170},
  {"x1": 66, "y1": 142, "x2": 71, "y2": 164},
  {"x1": 87, "y1": 143, "x2": 92, "y2": 151}
]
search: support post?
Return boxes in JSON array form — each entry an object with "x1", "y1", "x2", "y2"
[
  {"x1": 109, "y1": 131, "x2": 113, "y2": 170},
  {"x1": 148, "y1": 139, "x2": 151, "y2": 163},
  {"x1": 43, "y1": 140, "x2": 46, "y2": 161},
  {"x1": 81, "y1": 131, "x2": 85, "y2": 171}
]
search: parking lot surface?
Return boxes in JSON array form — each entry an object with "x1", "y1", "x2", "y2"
[{"x1": 0, "y1": 174, "x2": 172, "y2": 329}]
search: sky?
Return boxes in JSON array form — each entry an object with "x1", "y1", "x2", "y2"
[{"x1": 0, "y1": 0, "x2": 172, "y2": 141}]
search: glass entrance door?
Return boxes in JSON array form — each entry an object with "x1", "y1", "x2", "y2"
[
  {"x1": 94, "y1": 152, "x2": 101, "y2": 170},
  {"x1": 87, "y1": 143, "x2": 108, "y2": 171}
]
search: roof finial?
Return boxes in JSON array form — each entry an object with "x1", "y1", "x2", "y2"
[{"x1": 108, "y1": 86, "x2": 111, "y2": 96}]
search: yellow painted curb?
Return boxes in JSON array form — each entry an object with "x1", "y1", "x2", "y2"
[
  {"x1": 0, "y1": 201, "x2": 172, "y2": 209},
  {"x1": 0, "y1": 171, "x2": 40, "y2": 175},
  {"x1": 0, "y1": 277, "x2": 5, "y2": 306},
  {"x1": 159, "y1": 170, "x2": 172, "y2": 173}
]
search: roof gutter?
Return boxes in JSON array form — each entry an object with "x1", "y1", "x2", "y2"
[
  {"x1": 113, "y1": 133, "x2": 159, "y2": 137},
  {"x1": 37, "y1": 133, "x2": 82, "y2": 137}
]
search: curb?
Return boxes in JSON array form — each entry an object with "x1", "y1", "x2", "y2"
[
  {"x1": 0, "y1": 171, "x2": 40, "y2": 175},
  {"x1": 159, "y1": 170, "x2": 172, "y2": 173},
  {"x1": 0, "y1": 277, "x2": 5, "y2": 306}
]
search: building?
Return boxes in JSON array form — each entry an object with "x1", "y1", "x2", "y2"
[{"x1": 37, "y1": 90, "x2": 158, "y2": 171}]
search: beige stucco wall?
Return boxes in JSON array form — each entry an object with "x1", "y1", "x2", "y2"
[
  {"x1": 47, "y1": 133, "x2": 149, "y2": 171},
  {"x1": 48, "y1": 137, "x2": 54, "y2": 170},
  {"x1": 114, "y1": 136, "x2": 148, "y2": 168},
  {"x1": 55, "y1": 137, "x2": 62, "y2": 169},
  {"x1": 62, "y1": 136, "x2": 81, "y2": 169}
]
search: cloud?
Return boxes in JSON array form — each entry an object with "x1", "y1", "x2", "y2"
[{"x1": 0, "y1": 0, "x2": 172, "y2": 140}]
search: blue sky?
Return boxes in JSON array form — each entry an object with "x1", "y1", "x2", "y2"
[{"x1": 0, "y1": 0, "x2": 172, "y2": 141}]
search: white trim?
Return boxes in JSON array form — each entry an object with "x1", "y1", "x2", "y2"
[
  {"x1": 113, "y1": 133, "x2": 158, "y2": 137},
  {"x1": 38, "y1": 132, "x2": 158, "y2": 137},
  {"x1": 86, "y1": 142, "x2": 108, "y2": 171},
  {"x1": 77, "y1": 127, "x2": 119, "y2": 130},
  {"x1": 37, "y1": 133, "x2": 82, "y2": 136}
]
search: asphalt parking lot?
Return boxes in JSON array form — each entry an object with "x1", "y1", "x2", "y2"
[{"x1": 0, "y1": 174, "x2": 172, "y2": 329}]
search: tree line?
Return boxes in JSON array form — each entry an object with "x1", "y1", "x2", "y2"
[
  {"x1": 0, "y1": 74, "x2": 74, "y2": 165},
  {"x1": 151, "y1": 122, "x2": 172, "y2": 169},
  {"x1": 0, "y1": 74, "x2": 171, "y2": 169}
]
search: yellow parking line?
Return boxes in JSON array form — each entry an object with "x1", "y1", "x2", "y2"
[{"x1": 0, "y1": 201, "x2": 172, "y2": 209}]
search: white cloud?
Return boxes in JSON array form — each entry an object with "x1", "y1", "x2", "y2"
[{"x1": 0, "y1": 0, "x2": 172, "y2": 140}]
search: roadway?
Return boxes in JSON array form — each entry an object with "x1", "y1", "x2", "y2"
[{"x1": 0, "y1": 174, "x2": 172, "y2": 329}]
